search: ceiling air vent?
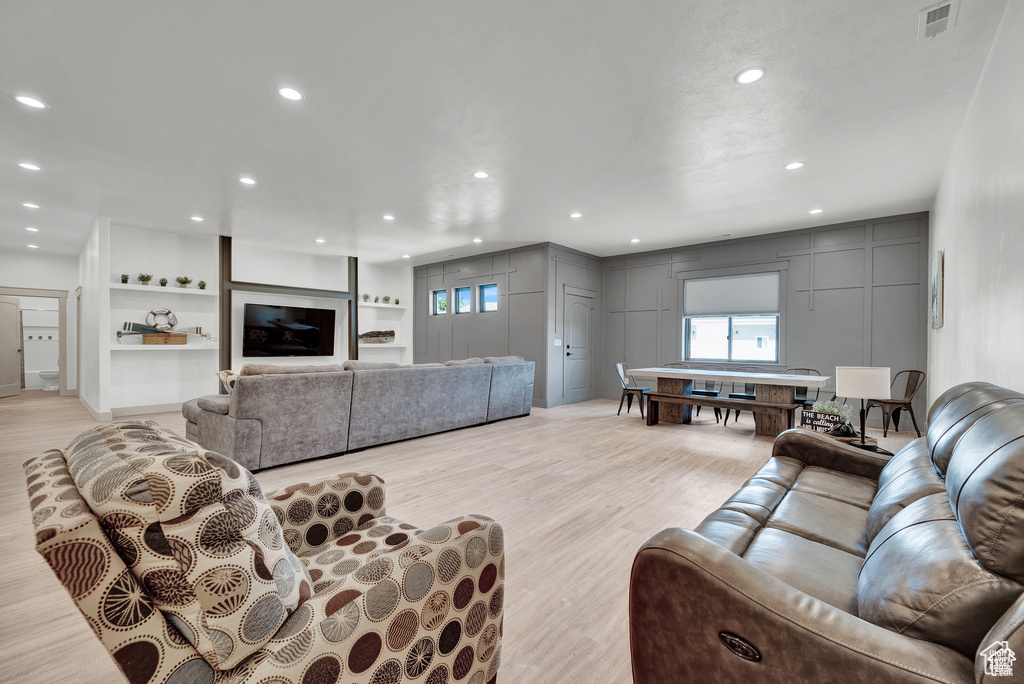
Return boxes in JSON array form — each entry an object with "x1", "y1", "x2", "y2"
[{"x1": 918, "y1": 0, "x2": 959, "y2": 41}]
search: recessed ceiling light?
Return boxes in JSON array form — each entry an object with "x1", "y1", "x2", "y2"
[
  {"x1": 784, "y1": 161, "x2": 804, "y2": 170},
  {"x1": 809, "y1": 209, "x2": 823, "y2": 214},
  {"x1": 27, "y1": 244, "x2": 39, "y2": 249},
  {"x1": 26, "y1": 227, "x2": 39, "y2": 232},
  {"x1": 191, "y1": 216, "x2": 204, "y2": 222},
  {"x1": 473, "y1": 171, "x2": 489, "y2": 179},
  {"x1": 631, "y1": 238, "x2": 640, "y2": 243},
  {"x1": 473, "y1": 238, "x2": 482, "y2": 243},
  {"x1": 14, "y1": 95, "x2": 48, "y2": 109},
  {"x1": 402, "y1": 254, "x2": 411, "y2": 259},
  {"x1": 570, "y1": 212, "x2": 582, "y2": 219},
  {"x1": 278, "y1": 87, "x2": 303, "y2": 101},
  {"x1": 382, "y1": 215, "x2": 395, "y2": 221},
  {"x1": 19, "y1": 162, "x2": 40, "y2": 171},
  {"x1": 239, "y1": 176, "x2": 256, "y2": 185},
  {"x1": 315, "y1": 238, "x2": 325, "y2": 243},
  {"x1": 734, "y1": 67, "x2": 766, "y2": 85},
  {"x1": 23, "y1": 203, "x2": 39, "y2": 209}
]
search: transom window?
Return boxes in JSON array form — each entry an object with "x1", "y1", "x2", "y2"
[
  {"x1": 455, "y1": 287, "x2": 471, "y2": 314},
  {"x1": 683, "y1": 273, "x2": 780, "y2": 363},
  {"x1": 432, "y1": 289, "x2": 447, "y2": 315},
  {"x1": 479, "y1": 283, "x2": 498, "y2": 312}
]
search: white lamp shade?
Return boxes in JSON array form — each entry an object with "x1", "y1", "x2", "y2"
[{"x1": 835, "y1": 366, "x2": 891, "y2": 400}]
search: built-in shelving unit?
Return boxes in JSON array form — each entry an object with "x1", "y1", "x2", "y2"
[
  {"x1": 111, "y1": 282, "x2": 217, "y2": 296},
  {"x1": 111, "y1": 342, "x2": 219, "y2": 352},
  {"x1": 357, "y1": 299, "x2": 408, "y2": 362}
]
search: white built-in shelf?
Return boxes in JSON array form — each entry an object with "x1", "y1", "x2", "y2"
[
  {"x1": 358, "y1": 302, "x2": 407, "y2": 311},
  {"x1": 111, "y1": 343, "x2": 219, "y2": 352},
  {"x1": 358, "y1": 343, "x2": 407, "y2": 349},
  {"x1": 111, "y1": 282, "x2": 218, "y2": 296}
]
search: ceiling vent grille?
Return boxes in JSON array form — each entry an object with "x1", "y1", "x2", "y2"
[{"x1": 918, "y1": 0, "x2": 959, "y2": 41}]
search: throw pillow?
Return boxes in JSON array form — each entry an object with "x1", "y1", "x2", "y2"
[{"x1": 215, "y1": 369, "x2": 239, "y2": 394}]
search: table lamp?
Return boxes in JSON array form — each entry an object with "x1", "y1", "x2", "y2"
[{"x1": 835, "y1": 366, "x2": 891, "y2": 450}]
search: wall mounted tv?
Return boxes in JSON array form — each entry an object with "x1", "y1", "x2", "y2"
[{"x1": 242, "y1": 304, "x2": 336, "y2": 357}]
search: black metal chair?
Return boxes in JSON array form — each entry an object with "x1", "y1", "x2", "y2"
[
  {"x1": 724, "y1": 366, "x2": 766, "y2": 425},
  {"x1": 615, "y1": 362, "x2": 649, "y2": 418},
  {"x1": 783, "y1": 367, "x2": 822, "y2": 408},
  {"x1": 664, "y1": 361, "x2": 690, "y2": 369},
  {"x1": 866, "y1": 370, "x2": 926, "y2": 437},
  {"x1": 692, "y1": 364, "x2": 725, "y2": 422}
]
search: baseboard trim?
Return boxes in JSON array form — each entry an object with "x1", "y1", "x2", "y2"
[
  {"x1": 112, "y1": 402, "x2": 183, "y2": 418},
  {"x1": 80, "y1": 396, "x2": 113, "y2": 423}
]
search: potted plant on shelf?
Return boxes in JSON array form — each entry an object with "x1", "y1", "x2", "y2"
[
  {"x1": 362, "y1": 293, "x2": 370, "y2": 302},
  {"x1": 394, "y1": 298, "x2": 400, "y2": 306},
  {"x1": 120, "y1": 273, "x2": 130, "y2": 284},
  {"x1": 198, "y1": 280, "x2": 207, "y2": 290},
  {"x1": 138, "y1": 273, "x2": 153, "y2": 285},
  {"x1": 374, "y1": 296, "x2": 380, "y2": 303},
  {"x1": 159, "y1": 277, "x2": 168, "y2": 287},
  {"x1": 382, "y1": 295, "x2": 391, "y2": 304},
  {"x1": 176, "y1": 276, "x2": 192, "y2": 288}
]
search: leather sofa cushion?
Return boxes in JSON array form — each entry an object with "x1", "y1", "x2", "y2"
[
  {"x1": 858, "y1": 493, "x2": 1023, "y2": 657},
  {"x1": 743, "y1": 528, "x2": 861, "y2": 613},
  {"x1": 694, "y1": 508, "x2": 762, "y2": 556},
  {"x1": 791, "y1": 467, "x2": 876, "y2": 509},
  {"x1": 240, "y1": 363, "x2": 346, "y2": 375},
  {"x1": 197, "y1": 394, "x2": 230, "y2": 415},
  {"x1": 766, "y1": 491, "x2": 869, "y2": 557},
  {"x1": 717, "y1": 480, "x2": 789, "y2": 526},
  {"x1": 865, "y1": 439, "x2": 945, "y2": 541},
  {"x1": 926, "y1": 383, "x2": 1024, "y2": 475},
  {"x1": 745, "y1": 456, "x2": 804, "y2": 489},
  {"x1": 944, "y1": 403, "x2": 1024, "y2": 581},
  {"x1": 182, "y1": 397, "x2": 203, "y2": 423}
]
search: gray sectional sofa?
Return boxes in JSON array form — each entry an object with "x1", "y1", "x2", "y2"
[{"x1": 183, "y1": 356, "x2": 534, "y2": 470}]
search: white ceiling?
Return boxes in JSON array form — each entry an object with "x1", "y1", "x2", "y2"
[{"x1": 0, "y1": 0, "x2": 1007, "y2": 266}]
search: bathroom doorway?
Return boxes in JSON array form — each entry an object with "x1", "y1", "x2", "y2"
[{"x1": 0, "y1": 287, "x2": 72, "y2": 397}]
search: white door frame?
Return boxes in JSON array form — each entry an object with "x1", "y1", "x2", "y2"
[{"x1": 0, "y1": 286, "x2": 71, "y2": 396}]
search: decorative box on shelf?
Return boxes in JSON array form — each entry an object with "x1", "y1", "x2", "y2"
[
  {"x1": 358, "y1": 329, "x2": 396, "y2": 344},
  {"x1": 142, "y1": 333, "x2": 187, "y2": 345}
]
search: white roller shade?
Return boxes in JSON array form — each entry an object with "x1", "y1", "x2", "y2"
[{"x1": 684, "y1": 272, "x2": 780, "y2": 316}]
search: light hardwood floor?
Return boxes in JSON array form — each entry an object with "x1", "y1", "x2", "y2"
[{"x1": 0, "y1": 391, "x2": 914, "y2": 683}]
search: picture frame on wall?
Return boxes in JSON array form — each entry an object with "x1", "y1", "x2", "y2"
[{"x1": 931, "y1": 250, "x2": 944, "y2": 329}]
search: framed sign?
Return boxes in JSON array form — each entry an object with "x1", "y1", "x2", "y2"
[{"x1": 931, "y1": 250, "x2": 944, "y2": 329}]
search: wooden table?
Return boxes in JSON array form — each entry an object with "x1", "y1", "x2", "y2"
[{"x1": 628, "y1": 368, "x2": 831, "y2": 437}]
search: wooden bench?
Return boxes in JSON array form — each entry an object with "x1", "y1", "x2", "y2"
[{"x1": 645, "y1": 392, "x2": 800, "y2": 428}]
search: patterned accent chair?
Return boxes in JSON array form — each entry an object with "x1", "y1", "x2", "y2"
[{"x1": 23, "y1": 421, "x2": 503, "y2": 684}]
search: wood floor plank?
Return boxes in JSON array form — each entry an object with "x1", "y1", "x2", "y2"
[{"x1": 0, "y1": 390, "x2": 914, "y2": 683}]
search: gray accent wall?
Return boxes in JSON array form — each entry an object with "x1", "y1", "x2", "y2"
[
  {"x1": 602, "y1": 212, "x2": 930, "y2": 424},
  {"x1": 415, "y1": 246, "x2": 549, "y2": 403},
  {"x1": 414, "y1": 212, "x2": 930, "y2": 420}
]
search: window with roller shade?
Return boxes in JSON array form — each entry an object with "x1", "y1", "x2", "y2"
[{"x1": 683, "y1": 272, "x2": 780, "y2": 362}]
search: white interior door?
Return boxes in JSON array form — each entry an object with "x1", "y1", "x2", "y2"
[
  {"x1": 0, "y1": 296, "x2": 22, "y2": 398},
  {"x1": 563, "y1": 293, "x2": 593, "y2": 404}
]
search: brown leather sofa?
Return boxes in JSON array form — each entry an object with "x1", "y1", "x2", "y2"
[{"x1": 631, "y1": 382, "x2": 1024, "y2": 683}]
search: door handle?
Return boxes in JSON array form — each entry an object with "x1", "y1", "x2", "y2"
[{"x1": 566, "y1": 352, "x2": 573, "y2": 356}]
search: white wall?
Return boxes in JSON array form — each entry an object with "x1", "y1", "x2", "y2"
[
  {"x1": 929, "y1": 1, "x2": 1024, "y2": 401},
  {"x1": 0, "y1": 250, "x2": 79, "y2": 391},
  {"x1": 357, "y1": 263, "x2": 413, "y2": 364}
]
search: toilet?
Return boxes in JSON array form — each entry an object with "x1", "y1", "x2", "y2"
[{"x1": 38, "y1": 370, "x2": 59, "y2": 391}]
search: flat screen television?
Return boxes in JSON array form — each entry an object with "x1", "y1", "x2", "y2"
[{"x1": 242, "y1": 304, "x2": 336, "y2": 357}]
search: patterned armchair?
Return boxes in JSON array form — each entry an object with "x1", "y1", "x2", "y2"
[{"x1": 23, "y1": 421, "x2": 503, "y2": 684}]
